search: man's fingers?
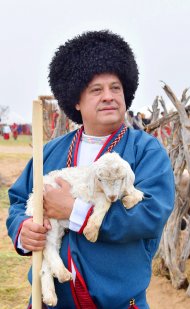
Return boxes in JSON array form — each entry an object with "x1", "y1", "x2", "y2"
[
  {"x1": 55, "y1": 177, "x2": 70, "y2": 189},
  {"x1": 44, "y1": 184, "x2": 54, "y2": 192},
  {"x1": 43, "y1": 217, "x2": 52, "y2": 230},
  {"x1": 21, "y1": 229, "x2": 47, "y2": 251},
  {"x1": 23, "y1": 221, "x2": 47, "y2": 234},
  {"x1": 21, "y1": 229, "x2": 46, "y2": 241},
  {"x1": 24, "y1": 246, "x2": 44, "y2": 252},
  {"x1": 20, "y1": 218, "x2": 49, "y2": 252},
  {"x1": 22, "y1": 242, "x2": 45, "y2": 252},
  {"x1": 23, "y1": 238, "x2": 46, "y2": 248},
  {"x1": 32, "y1": 224, "x2": 47, "y2": 234}
]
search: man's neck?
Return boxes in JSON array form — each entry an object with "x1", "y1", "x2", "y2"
[{"x1": 83, "y1": 123, "x2": 123, "y2": 137}]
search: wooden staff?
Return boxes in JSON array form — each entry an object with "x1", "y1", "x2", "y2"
[{"x1": 32, "y1": 100, "x2": 43, "y2": 309}]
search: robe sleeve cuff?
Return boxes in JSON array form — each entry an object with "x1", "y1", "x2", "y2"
[
  {"x1": 17, "y1": 234, "x2": 31, "y2": 254},
  {"x1": 69, "y1": 198, "x2": 92, "y2": 232},
  {"x1": 14, "y1": 218, "x2": 32, "y2": 256}
]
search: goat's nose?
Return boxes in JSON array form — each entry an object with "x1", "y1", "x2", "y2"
[{"x1": 108, "y1": 195, "x2": 117, "y2": 202}]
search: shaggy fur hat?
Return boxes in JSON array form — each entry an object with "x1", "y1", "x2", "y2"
[{"x1": 49, "y1": 30, "x2": 139, "y2": 124}]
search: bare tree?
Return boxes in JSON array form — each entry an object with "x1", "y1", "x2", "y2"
[
  {"x1": 0, "y1": 105, "x2": 9, "y2": 122},
  {"x1": 146, "y1": 84, "x2": 190, "y2": 295}
]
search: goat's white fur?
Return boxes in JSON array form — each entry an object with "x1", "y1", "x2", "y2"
[{"x1": 26, "y1": 152, "x2": 143, "y2": 306}]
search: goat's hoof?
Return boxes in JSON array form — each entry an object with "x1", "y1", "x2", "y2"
[
  {"x1": 83, "y1": 226, "x2": 98, "y2": 242},
  {"x1": 55, "y1": 268, "x2": 73, "y2": 283},
  {"x1": 122, "y1": 196, "x2": 133, "y2": 209},
  {"x1": 122, "y1": 191, "x2": 143, "y2": 209},
  {"x1": 43, "y1": 291, "x2": 57, "y2": 307},
  {"x1": 122, "y1": 196, "x2": 137, "y2": 209}
]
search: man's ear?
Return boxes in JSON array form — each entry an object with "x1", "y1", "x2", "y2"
[{"x1": 75, "y1": 103, "x2": 80, "y2": 111}]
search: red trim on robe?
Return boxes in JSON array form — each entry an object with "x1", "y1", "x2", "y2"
[
  {"x1": 94, "y1": 123, "x2": 124, "y2": 161},
  {"x1": 74, "y1": 126, "x2": 83, "y2": 166},
  {"x1": 78, "y1": 206, "x2": 94, "y2": 234},
  {"x1": 68, "y1": 246, "x2": 82, "y2": 309},
  {"x1": 68, "y1": 246, "x2": 97, "y2": 309}
]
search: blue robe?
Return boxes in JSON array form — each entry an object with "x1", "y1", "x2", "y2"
[{"x1": 6, "y1": 127, "x2": 175, "y2": 309}]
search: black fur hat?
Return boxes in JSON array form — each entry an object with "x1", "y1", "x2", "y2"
[{"x1": 49, "y1": 30, "x2": 139, "y2": 124}]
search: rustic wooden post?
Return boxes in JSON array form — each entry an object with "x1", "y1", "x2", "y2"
[
  {"x1": 38, "y1": 96, "x2": 55, "y2": 140},
  {"x1": 146, "y1": 84, "x2": 190, "y2": 295},
  {"x1": 32, "y1": 100, "x2": 43, "y2": 309},
  {"x1": 151, "y1": 96, "x2": 160, "y2": 122},
  {"x1": 51, "y1": 109, "x2": 67, "y2": 139}
]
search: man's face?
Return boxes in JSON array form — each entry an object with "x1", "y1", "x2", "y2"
[{"x1": 75, "y1": 73, "x2": 126, "y2": 136}]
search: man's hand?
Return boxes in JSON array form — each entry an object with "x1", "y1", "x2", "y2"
[
  {"x1": 43, "y1": 177, "x2": 74, "y2": 220},
  {"x1": 20, "y1": 217, "x2": 51, "y2": 251}
]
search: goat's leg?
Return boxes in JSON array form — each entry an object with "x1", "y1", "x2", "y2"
[
  {"x1": 83, "y1": 197, "x2": 111, "y2": 242},
  {"x1": 122, "y1": 187, "x2": 143, "y2": 209},
  {"x1": 41, "y1": 259, "x2": 58, "y2": 306},
  {"x1": 44, "y1": 220, "x2": 72, "y2": 282},
  {"x1": 44, "y1": 245, "x2": 72, "y2": 283}
]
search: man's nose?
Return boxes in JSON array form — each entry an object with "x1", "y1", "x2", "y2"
[{"x1": 102, "y1": 88, "x2": 114, "y2": 102}]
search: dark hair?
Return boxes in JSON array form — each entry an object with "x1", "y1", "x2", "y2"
[
  {"x1": 128, "y1": 110, "x2": 134, "y2": 117},
  {"x1": 49, "y1": 30, "x2": 139, "y2": 124}
]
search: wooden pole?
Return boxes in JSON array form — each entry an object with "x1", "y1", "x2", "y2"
[{"x1": 32, "y1": 100, "x2": 43, "y2": 309}]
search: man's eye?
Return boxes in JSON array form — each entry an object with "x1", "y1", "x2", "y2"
[
  {"x1": 112, "y1": 86, "x2": 121, "y2": 92},
  {"x1": 91, "y1": 88, "x2": 101, "y2": 93}
]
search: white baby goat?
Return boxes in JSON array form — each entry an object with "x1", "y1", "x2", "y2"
[{"x1": 26, "y1": 152, "x2": 143, "y2": 306}]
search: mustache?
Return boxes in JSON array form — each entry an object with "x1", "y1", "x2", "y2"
[{"x1": 98, "y1": 104, "x2": 118, "y2": 111}]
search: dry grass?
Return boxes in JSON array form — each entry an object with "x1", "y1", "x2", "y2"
[
  {"x1": 0, "y1": 153, "x2": 31, "y2": 160},
  {"x1": 0, "y1": 207, "x2": 31, "y2": 309},
  {"x1": 0, "y1": 135, "x2": 32, "y2": 146},
  {"x1": 0, "y1": 186, "x2": 9, "y2": 208},
  {"x1": 0, "y1": 138, "x2": 32, "y2": 309}
]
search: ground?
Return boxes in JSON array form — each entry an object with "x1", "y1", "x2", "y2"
[{"x1": 0, "y1": 136, "x2": 190, "y2": 309}]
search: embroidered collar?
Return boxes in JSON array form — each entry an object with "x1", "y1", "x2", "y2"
[
  {"x1": 67, "y1": 123, "x2": 127, "y2": 167},
  {"x1": 81, "y1": 133, "x2": 110, "y2": 145}
]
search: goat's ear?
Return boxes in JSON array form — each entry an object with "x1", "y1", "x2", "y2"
[{"x1": 87, "y1": 166, "x2": 97, "y2": 197}]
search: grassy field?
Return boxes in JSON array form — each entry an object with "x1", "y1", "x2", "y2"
[
  {"x1": 0, "y1": 209, "x2": 31, "y2": 309},
  {"x1": 0, "y1": 230, "x2": 31, "y2": 309},
  {"x1": 0, "y1": 186, "x2": 9, "y2": 208},
  {"x1": 0, "y1": 136, "x2": 32, "y2": 309},
  {"x1": 0, "y1": 134, "x2": 32, "y2": 146},
  {"x1": 0, "y1": 153, "x2": 32, "y2": 160}
]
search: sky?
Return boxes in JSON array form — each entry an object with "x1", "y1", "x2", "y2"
[{"x1": 1, "y1": 0, "x2": 190, "y2": 123}]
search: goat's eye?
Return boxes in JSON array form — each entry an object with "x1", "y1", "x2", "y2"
[{"x1": 98, "y1": 178, "x2": 102, "y2": 182}]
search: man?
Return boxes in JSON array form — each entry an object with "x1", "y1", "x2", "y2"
[
  {"x1": 7, "y1": 30, "x2": 175, "y2": 309},
  {"x1": 133, "y1": 112, "x2": 145, "y2": 130},
  {"x1": 3, "y1": 124, "x2": 11, "y2": 139},
  {"x1": 12, "y1": 122, "x2": 18, "y2": 140}
]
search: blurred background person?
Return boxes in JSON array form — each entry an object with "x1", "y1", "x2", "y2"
[
  {"x1": 12, "y1": 123, "x2": 18, "y2": 140},
  {"x1": 133, "y1": 112, "x2": 144, "y2": 130},
  {"x1": 126, "y1": 110, "x2": 134, "y2": 128},
  {"x1": 3, "y1": 124, "x2": 11, "y2": 140}
]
